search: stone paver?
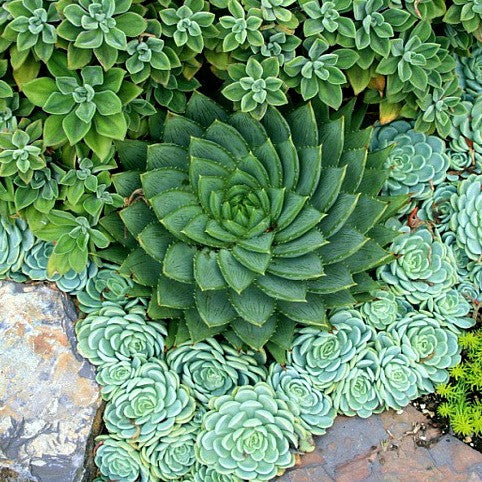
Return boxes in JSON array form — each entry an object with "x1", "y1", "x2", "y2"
[
  {"x1": 280, "y1": 405, "x2": 482, "y2": 481},
  {"x1": 0, "y1": 281, "x2": 102, "y2": 482}
]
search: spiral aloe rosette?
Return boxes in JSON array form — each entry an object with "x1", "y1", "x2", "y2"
[
  {"x1": 333, "y1": 347, "x2": 383, "y2": 418},
  {"x1": 0, "y1": 217, "x2": 33, "y2": 278},
  {"x1": 288, "y1": 310, "x2": 373, "y2": 391},
  {"x1": 104, "y1": 358, "x2": 196, "y2": 446},
  {"x1": 141, "y1": 423, "x2": 197, "y2": 480},
  {"x1": 94, "y1": 435, "x2": 149, "y2": 482},
  {"x1": 76, "y1": 265, "x2": 135, "y2": 313},
  {"x1": 370, "y1": 120, "x2": 449, "y2": 203},
  {"x1": 421, "y1": 289, "x2": 475, "y2": 331},
  {"x1": 378, "y1": 227, "x2": 458, "y2": 304},
  {"x1": 103, "y1": 93, "x2": 400, "y2": 350},
  {"x1": 449, "y1": 174, "x2": 482, "y2": 262},
  {"x1": 196, "y1": 382, "x2": 301, "y2": 480},
  {"x1": 360, "y1": 289, "x2": 410, "y2": 331},
  {"x1": 166, "y1": 338, "x2": 267, "y2": 404},
  {"x1": 75, "y1": 303, "x2": 166, "y2": 366},
  {"x1": 389, "y1": 312, "x2": 461, "y2": 392},
  {"x1": 268, "y1": 363, "x2": 335, "y2": 435}
]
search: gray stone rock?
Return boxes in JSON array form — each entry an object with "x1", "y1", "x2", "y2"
[{"x1": 0, "y1": 281, "x2": 102, "y2": 482}]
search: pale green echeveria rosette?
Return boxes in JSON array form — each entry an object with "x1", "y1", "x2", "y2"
[
  {"x1": 458, "y1": 279, "x2": 482, "y2": 304},
  {"x1": 0, "y1": 217, "x2": 33, "y2": 280},
  {"x1": 332, "y1": 347, "x2": 383, "y2": 418},
  {"x1": 455, "y1": 44, "x2": 482, "y2": 99},
  {"x1": 449, "y1": 174, "x2": 482, "y2": 262},
  {"x1": 288, "y1": 309, "x2": 373, "y2": 392},
  {"x1": 94, "y1": 435, "x2": 150, "y2": 482},
  {"x1": 196, "y1": 382, "x2": 301, "y2": 481},
  {"x1": 360, "y1": 288, "x2": 411, "y2": 331},
  {"x1": 420, "y1": 289, "x2": 476, "y2": 332},
  {"x1": 441, "y1": 231, "x2": 471, "y2": 278},
  {"x1": 378, "y1": 227, "x2": 458, "y2": 304},
  {"x1": 76, "y1": 264, "x2": 136, "y2": 313},
  {"x1": 104, "y1": 358, "x2": 196, "y2": 447},
  {"x1": 388, "y1": 312, "x2": 461, "y2": 393},
  {"x1": 21, "y1": 238, "x2": 98, "y2": 293},
  {"x1": 374, "y1": 335, "x2": 419, "y2": 410},
  {"x1": 419, "y1": 182, "x2": 457, "y2": 232},
  {"x1": 166, "y1": 338, "x2": 267, "y2": 405},
  {"x1": 96, "y1": 356, "x2": 144, "y2": 401},
  {"x1": 191, "y1": 462, "x2": 242, "y2": 482},
  {"x1": 75, "y1": 303, "x2": 166, "y2": 366},
  {"x1": 141, "y1": 423, "x2": 197, "y2": 480},
  {"x1": 370, "y1": 120, "x2": 449, "y2": 211},
  {"x1": 268, "y1": 363, "x2": 336, "y2": 435}
]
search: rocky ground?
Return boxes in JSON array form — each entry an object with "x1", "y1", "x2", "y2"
[{"x1": 1, "y1": 280, "x2": 481, "y2": 482}]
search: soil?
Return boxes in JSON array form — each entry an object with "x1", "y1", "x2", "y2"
[{"x1": 412, "y1": 395, "x2": 482, "y2": 453}]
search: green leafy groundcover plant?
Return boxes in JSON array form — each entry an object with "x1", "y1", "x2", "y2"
[{"x1": 0, "y1": 0, "x2": 480, "y2": 480}]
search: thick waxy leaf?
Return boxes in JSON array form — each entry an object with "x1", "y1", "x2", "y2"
[
  {"x1": 157, "y1": 274, "x2": 194, "y2": 309},
  {"x1": 112, "y1": 171, "x2": 141, "y2": 197},
  {"x1": 163, "y1": 242, "x2": 195, "y2": 283},
  {"x1": 204, "y1": 121, "x2": 249, "y2": 158},
  {"x1": 232, "y1": 245, "x2": 271, "y2": 274},
  {"x1": 256, "y1": 273, "x2": 307, "y2": 302},
  {"x1": 273, "y1": 229, "x2": 326, "y2": 258},
  {"x1": 307, "y1": 263, "x2": 355, "y2": 294},
  {"x1": 232, "y1": 316, "x2": 277, "y2": 350},
  {"x1": 189, "y1": 137, "x2": 236, "y2": 170},
  {"x1": 339, "y1": 148, "x2": 367, "y2": 193},
  {"x1": 278, "y1": 294, "x2": 326, "y2": 326},
  {"x1": 318, "y1": 193, "x2": 359, "y2": 237},
  {"x1": 230, "y1": 285, "x2": 275, "y2": 326},
  {"x1": 311, "y1": 166, "x2": 347, "y2": 213},
  {"x1": 319, "y1": 227, "x2": 368, "y2": 263},
  {"x1": 100, "y1": 212, "x2": 136, "y2": 248},
  {"x1": 195, "y1": 288, "x2": 237, "y2": 327},
  {"x1": 277, "y1": 192, "x2": 308, "y2": 230},
  {"x1": 268, "y1": 253, "x2": 323, "y2": 280},
  {"x1": 343, "y1": 240, "x2": 393, "y2": 273},
  {"x1": 185, "y1": 92, "x2": 229, "y2": 127},
  {"x1": 120, "y1": 201, "x2": 156, "y2": 237},
  {"x1": 194, "y1": 249, "x2": 227, "y2": 290},
  {"x1": 138, "y1": 222, "x2": 172, "y2": 262},
  {"x1": 275, "y1": 205, "x2": 324, "y2": 243},
  {"x1": 287, "y1": 103, "x2": 318, "y2": 147},
  {"x1": 237, "y1": 232, "x2": 274, "y2": 253},
  {"x1": 317, "y1": 117, "x2": 344, "y2": 168},
  {"x1": 320, "y1": 289, "x2": 357, "y2": 308},
  {"x1": 218, "y1": 249, "x2": 256, "y2": 293},
  {"x1": 120, "y1": 248, "x2": 160, "y2": 287},
  {"x1": 147, "y1": 144, "x2": 189, "y2": 171},
  {"x1": 185, "y1": 309, "x2": 225, "y2": 342},
  {"x1": 151, "y1": 189, "x2": 198, "y2": 219},
  {"x1": 295, "y1": 146, "x2": 322, "y2": 196},
  {"x1": 141, "y1": 168, "x2": 188, "y2": 199},
  {"x1": 163, "y1": 113, "x2": 204, "y2": 146},
  {"x1": 344, "y1": 195, "x2": 387, "y2": 234},
  {"x1": 148, "y1": 296, "x2": 182, "y2": 320},
  {"x1": 183, "y1": 214, "x2": 228, "y2": 247}
]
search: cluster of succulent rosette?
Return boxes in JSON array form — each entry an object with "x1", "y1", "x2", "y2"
[{"x1": 0, "y1": 0, "x2": 480, "y2": 480}]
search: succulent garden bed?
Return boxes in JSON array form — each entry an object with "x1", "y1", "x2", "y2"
[{"x1": 0, "y1": 0, "x2": 480, "y2": 480}]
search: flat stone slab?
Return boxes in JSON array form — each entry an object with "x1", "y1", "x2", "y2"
[
  {"x1": 280, "y1": 405, "x2": 482, "y2": 481},
  {"x1": 0, "y1": 281, "x2": 101, "y2": 482}
]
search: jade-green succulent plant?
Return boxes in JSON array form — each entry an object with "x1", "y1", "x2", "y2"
[
  {"x1": 96, "y1": 356, "x2": 142, "y2": 401},
  {"x1": 268, "y1": 363, "x2": 336, "y2": 435},
  {"x1": 103, "y1": 357, "x2": 196, "y2": 446},
  {"x1": 94, "y1": 435, "x2": 149, "y2": 482},
  {"x1": 76, "y1": 304, "x2": 166, "y2": 365},
  {"x1": 0, "y1": 217, "x2": 33, "y2": 278},
  {"x1": 360, "y1": 288, "x2": 410, "y2": 331},
  {"x1": 191, "y1": 462, "x2": 242, "y2": 482},
  {"x1": 378, "y1": 227, "x2": 458, "y2": 303},
  {"x1": 251, "y1": 29, "x2": 301, "y2": 66},
  {"x1": 288, "y1": 310, "x2": 373, "y2": 391},
  {"x1": 332, "y1": 347, "x2": 382, "y2": 417},
  {"x1": 389, "y1": 312, "x2": 461, "y2": 392},
  {"x1": 419, "y1": 182, "x2": 457, "y2": 231},
  {"x1": 449, "y1": 174, "x2": 482, "y2": 262},
  {"x1": 444, "y1": 0, "x2": 482, "y2": 42},
  {"x1": 141, "y1": 423, "x2": 197, "y2": 480},
  {"x1": 370, "y1": 120, "x2": 449, "y2": 203},
  {"x1": 103, "y1": 93, "x2": 401, "y2": 351},
  {"x1": 196, "y1": 382, "x2": 303, "y2": 480},
  {"x1": 166, "y1": 338, "x2": 267, "y2": 404},
  {"x1": 3, "y1": 0, "x2": 59, "y2": 62}
]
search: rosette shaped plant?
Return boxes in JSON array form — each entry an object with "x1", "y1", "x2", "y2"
[
  {"x1": 456, "y1": 45, "x2": 482, "y2": 98},
  {"x1": 268, "y1": 363, "x2": 335, "y2": 435},
  {"x1": 94, "y1": 435, "x2": 150, "y2": 482},
  {"x1": 191, "y1": 462, "x2": 242, "y2": 482},
  {"x1": 141, "y1": 424, "x2": 197, "y2": 480},
  {"x1": 75, "y1": 304, "x2": 166, "y2": 365},
  {"x1": 378, "y1": 227, "x2": 458, "y2": 303},
  {"x1": 103, "y1": 93, "x2": 400, "y2": 351},
  {"x1": 166, "y1": 338, "x2": 267, "y2": 404},
  {"x1": 23, "y1": 65, "x2": 136, "y2": 158},
  {"x1": 57, "y1": 0, "x2": 147, "y2": 69},
  {"x1": 332, "y1": 347, "x2": 382, "y2": 417},
  {"x1": 389, "y1": 312, "x2": 461, "y2": 392},
  {"x1": 360, "y1": 289, "x2": 409, "y2": 331},
  {"x1": 449, "y1": 174, "x2": 482, "y2": 261},
  {"x1": 375, "y1": 339, "x2": 419, "y2": 410},
  {"x1": 421, "y1": 289, "x2": 475, "y2": 331},
  {"x1": 196, "y1": 382, "x2": 301, "y2": 480},
  {"x1": 104, "y1": 358, "x2": 196, "y2": 446},
  {"x1": 288, "y1": 310, "x2": 373, "y2": 391},
  {"x1": 444, "y1": 0, "x2": 482, "y2": 41},
  {"x1": 96, "y1": 356, "x2": 142, "y2": 401},
  {"x1": 76, "y1": 265, "x2": 135, "y2": 313},
  {"x1": 370, "y1": 120, "x2": 449, "y2": 202},
  {"x1": 419, "y1": 182, "x2": 457, "y2": 231},
  {"x1": 251, "y1": 30, "x2": 300, "y2": 66},
  {"x1": 244, "y1": 0, "x2": 296, "y2": 25},
  {"x1": 3, "y1": 0, "x2": 59, "y2": 62},
  {"x1": 0, "y1": 217, "x2": 33, "y2": 277}
]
